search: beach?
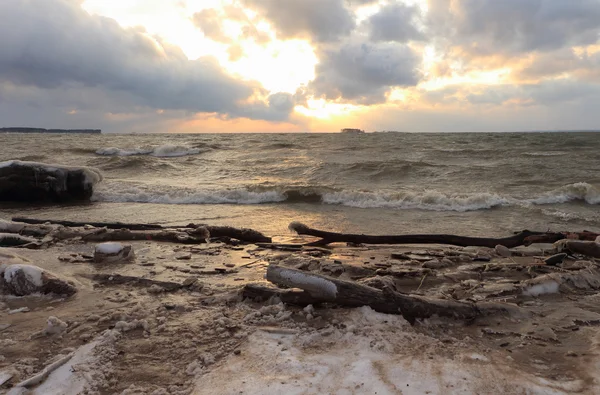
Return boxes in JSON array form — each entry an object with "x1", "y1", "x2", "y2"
[
  {"x1": 1, "y1": 217, "x2": 600, "y2": 394},
  {"x1": 1, "y1": 133, "x2": 600, "y2": 394}
]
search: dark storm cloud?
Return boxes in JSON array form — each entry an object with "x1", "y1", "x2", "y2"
[
  {"x1": 366, "y1": 3, "x2": 424, "y2": 43},
  {"x1": 309, "y1": 39, "x2": 421, "y2": 104},
  {"x1": 241, "y1": 0, "x2": 355, "y2": 42},
  {"x1": 0, "y1": 0, "x2": 293, "y2": 122},
  {"x1": 428, "y1": 0, "x2": 600, "y2": 57}
]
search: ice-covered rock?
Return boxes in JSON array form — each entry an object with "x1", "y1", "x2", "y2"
[
  {"x1": 94, "y1": 242, "x2": 134, "y2": 263},
  {"x1": 0, "y1": 160, "x2": 102, "y2": 202},
  {"x1": 0, "y1": 263, "x2": 76, "y2": 296},
  {"x1": 495, "y1": 244, "x2": 512, "y2": 257}
]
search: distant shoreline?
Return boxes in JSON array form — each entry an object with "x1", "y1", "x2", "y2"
[{"x1": 0, "y1": 127, "x2": 101, "y2": 134}]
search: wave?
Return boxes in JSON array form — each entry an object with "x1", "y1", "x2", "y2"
[
  {"x1": 527, "y1": 182, "x2": 600, "y2": 205},
  {"x1": 92, "y1": 182, "x2": 600, "y2": 211},
  {"x1": 96, "y1": 145, "x2": 203, "y2": 158},
  {"x1": 95, "y1": 156, "x2": 181, "y2": 171},
  {"x1": 523, "y1": 151, "x2": 568, "y2": 157}
]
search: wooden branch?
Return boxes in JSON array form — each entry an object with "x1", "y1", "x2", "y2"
[
  {"x1": 265, "y1": 265, "x2": 517, "y2": 323},
  {"x1": 289, "y1": 222, "x2": 563, "y2": 248},
  {"x1": 559, "y1": 240, "x2": 600, "y2": 258},
  {"x1": 13, "y1": 217, "x2": 271, "y2": 243},
  {"x1": 81, "y1": 228, "x2": 209, "y2": 244},
  {"x1": 243, "y1": 283, "x2": 324, "y2": 306},
  {"x1": 13, "y1": 217, "x2": 164, "y2": 231},
  {"x1": 200, "y1": 225, "x2": 271, "y2": 243}
]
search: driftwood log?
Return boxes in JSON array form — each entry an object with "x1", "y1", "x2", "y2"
[
  {"x1": 289, "y1": 222, "x2": 565, "y2": 248},
  {"x1": 12, "y1": 217, "x2": 162, "y2": 231},
  {"x1": 558, "y1": 240, "x2": 600, "y2": 258},
  {"x1": 80, "y1": 273, "x2": 186, "y2": 291},
  {"x1": 13, "y1": 217, "x2": 271, "y2": 243},
  {"x1": 260, "y1": 265, "x2": 519, "y2": 324}
]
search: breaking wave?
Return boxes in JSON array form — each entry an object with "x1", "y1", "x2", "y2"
[
  {"x1": 92, "y1": 182, "x2": 600, "y2": 211},
  {"x1": 527, "y1": 182, "x2": 600, "y2": 205},
  {"x1": 96, "y1": 145, "x2": 203, "y2": 158}
]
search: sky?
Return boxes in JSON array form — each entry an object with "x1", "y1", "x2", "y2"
[{"x1": 1, "y1": 0, "x2": 599, "y2": 133}]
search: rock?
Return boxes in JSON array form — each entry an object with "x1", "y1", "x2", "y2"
[
  {"x1": 473, "y1": 255, "x2": 491, "y2": 262},
  {"x1": 41, "y1": 316, "x2": 68, "y2": 336},
  {"x1": 422, "y1": 259, "x2": 451, "y2": 269},
  {"x1": 0, "y1": 160, "x2": 102, "y2": 202},
  {"x1": 182, "y1": 277, "x2": 198, "y2": 287},
  {"x1": 94, "y1": 242, "x2": 134, "y2": 263},
  {"x1": 0, "y1": 263, "x2": 76, "y2": 296},
  {"x1": 176, "y1": 253, "x2": 192, "y2": 260},
  {"x1": 495, "y1": 245, "x2": 512, "y2": 257},
  {"x1": 358, "y1": 276, "x2": 397, "y2": 291},
  {"x1": 544, "y1": 253, "x2": 567, "y2": 266}
]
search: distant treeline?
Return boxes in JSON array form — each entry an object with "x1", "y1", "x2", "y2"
[{"x1": 0, "y1": 127, "x2": 101, "y2": 134}]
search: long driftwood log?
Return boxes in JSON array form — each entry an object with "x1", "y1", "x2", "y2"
[
  {"x1": 80, "y1": 273, "x2": 186, "y2": 291},
  {"x1": 558, "y1": 240, "x2": 600, "y2": 258},
  {"x1": 289, "y1": 222, "x2": 564, "y2": 248},
  {"x1": 12, "y1": 217, "x2": 163, "y2": 231},
  {"x1": 263, "y1": 265, "x2": 518, "y2": 323},
  {"x1": 13, "y1": 217, "x2": 271, "y2": 243}
]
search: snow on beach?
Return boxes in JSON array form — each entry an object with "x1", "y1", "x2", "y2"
[
  {"x1": 2, "y1": 228, "x2": 600, "y2": 394},
  {"x1": 197, "y1": 307, "x2": 584, "y2": 395}
]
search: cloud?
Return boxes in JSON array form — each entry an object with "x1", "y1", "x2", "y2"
[
  {"x1": 309, "y1": 38, "x2": 421, "y2": 104},
  {"x1": 242, "y1": 0, "x2": 355, "y2": 42},
  {"x1": 192, "y1": 8, "x2": 230, "y2": 43},
  {"x1": 366, "y1": 3, "x2": 424, "y2": 43},
  {"x1": 192, "y1": 6, "x2": 271, "y2": 46},
  {"x1": 0, "y1": 0, "x2": 294, "y2": 129},
  {"x1": 429, "y1": 0, "x2": 600, "y2": 58}
]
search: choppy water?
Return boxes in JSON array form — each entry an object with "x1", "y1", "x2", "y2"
[{"x1": 1, "y1": 132, "x2": 599, "y2": 237}]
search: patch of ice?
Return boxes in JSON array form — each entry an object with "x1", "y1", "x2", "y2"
[
  {"x1": 95, "y1": 242, "x2": 124, "y2": 255},
  {"x1": 275, "y1": 268, "x2": 338, "y2": 298},
  {"x1": 195, "y1": 307, "x2": 586, "y2": 395},
  {"x1": 523, "y1": 281, "x2": 560, "y2": 297}
]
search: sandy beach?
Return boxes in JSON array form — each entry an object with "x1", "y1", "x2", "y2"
[{"x1": 2, "y1": 219, "x2": 600, "y2": 395}]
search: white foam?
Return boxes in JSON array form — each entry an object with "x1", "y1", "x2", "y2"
[
  {"x1": 96, "y1": 145, "x2": 201, "y2": 158},
  {"x1": 323, "y1": 190, "x2": 509, "y2": 212},
  {"x1": 93, "y1": 187, "x2": 286, "y2": 205},
  {"x1": 92, "y1": 182, "x2": 600, "y2": 212},
  {"x1": 529, "y1": 182, "x2": 600, "y2": 205}
]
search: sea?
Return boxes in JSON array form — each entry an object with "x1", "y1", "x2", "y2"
[{"x1": 1, "y1": 132, "x2": 599, "y2": 238}]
